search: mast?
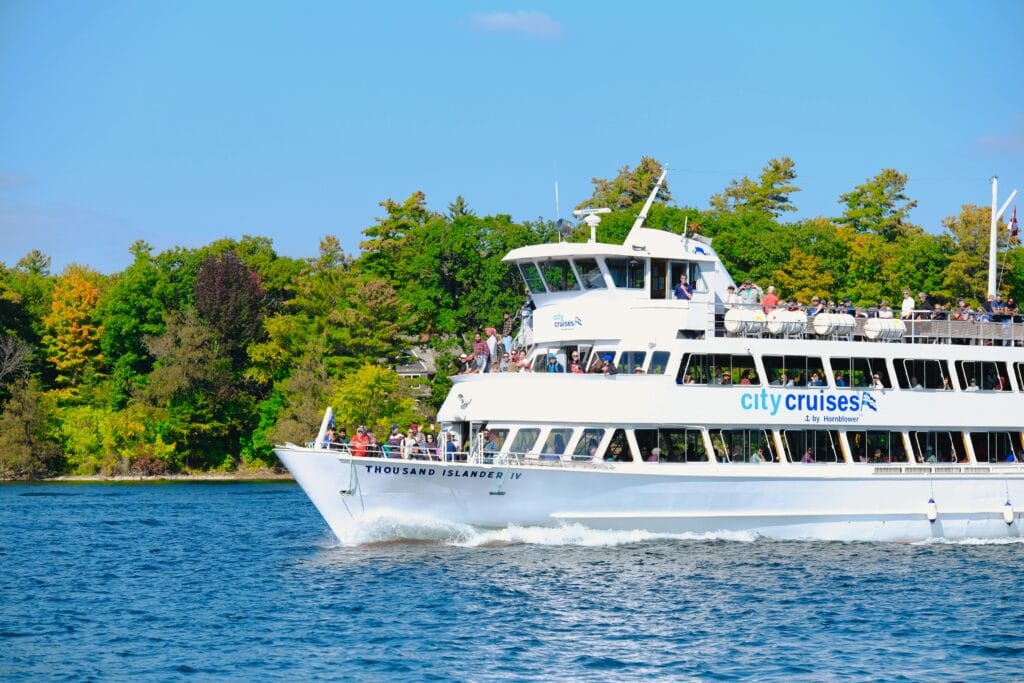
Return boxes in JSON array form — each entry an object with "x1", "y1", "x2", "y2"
[
  {"x1": 989, "y1": 176, "x2": 1019, "y2": 297},
  {"x1": 630, "y1": 169, "x2": 669, "y2": 232}
]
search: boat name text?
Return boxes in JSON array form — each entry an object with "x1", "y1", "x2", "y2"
[{"x1": 363, "y1": 465, "x2": 523, "y2": 480}]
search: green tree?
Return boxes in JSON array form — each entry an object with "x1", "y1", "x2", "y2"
[
  {"x1": 0, "y1": 377, "x2": 60, "y2": 479},
  {"x1": 194, "y1": 251, "x2": 267, "y2": 359},
  {"x1": 577, "y1": 156, "x2": 670, "y2": 210},
  {"x1": 940, "y1": 204, "x2": 997, "y2": 303},
  {"x1": 837, "y1": 168, "x2": 918, "y2": 241},
  {"x1": 330, "y1": 363, "x2": 418, "y2": 437},
  {"x1": 772, "y1": 247, "x2": 834, "y2": 302},
  {"x1": 710, "y1": 157, "x2": 800, "y2": 217}
]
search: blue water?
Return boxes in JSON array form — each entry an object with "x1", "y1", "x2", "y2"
[{"x1": 2, "y1": 483, "x2": 1022, "y2": 681}]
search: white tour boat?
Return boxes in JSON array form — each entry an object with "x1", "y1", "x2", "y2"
[{"x1": 276, "y1": 174, "x2": 1024, "y2": 543}]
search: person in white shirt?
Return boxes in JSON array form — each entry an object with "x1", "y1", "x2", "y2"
[
  {"x1": 724, "y1": 285, "x2": 741, "y2": 309},
  {"x1": 900, "y1": 290, "x2": 915, "y2": 319}
]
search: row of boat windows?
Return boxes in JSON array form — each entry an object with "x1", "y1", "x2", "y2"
[
  {"x1": 467, "y1": 424, "x2": 1023, "y2": 465},
  {"x1": 677, "y1": 354, "x2": 1023, "y2": 392},
  {"x1": 532, "y1": 347, "x2": 1024, "y2": 393},
  {"x1": 519, "y1": 257, "x2": 705, "y2": 297}
]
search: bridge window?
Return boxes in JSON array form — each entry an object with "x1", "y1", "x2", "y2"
[
  {"x1": 893, "y1": 358, "x2": 950, "y2": 390},
  {"x1": 606, "y1": 258, "x2": 645, "y2": 289},
  {"x1": 830, "y1": 357, "x2": 890, "y2": 388},
  {"x1": 909, "y1": 431, "x2": 965, "y2": 463},
  {"x1": 847, "y1": 430, "x2": 907, "y2": 463},
  {"x1": 969, "y1": 431, "x2": 1021, "y2": 464},
  {"x1": 538, "y1": 259, "x2": 580, "y2": 292},
  {"x1": 955, "y1": 360, "x2": 1011, "y2": 391},
  {"x1": 574, "y1": 258, "x2": 606, "y2": 289},
  {"x1": 571, "y1": 428, "x2": 606, "y2": 461},
  {"x1": 763, "y1": 355, "x2": 826, "y2": 387},
  {"x1": 518, "y1": 262, "x2": 546, "y2": 294},
  {"x1": 781, "y1": 429, "x2": 842, "y2": 463},
  {"x1": 710, "y1": 429, "x2": 777, "y2": 463},
  {"x1": 635, "y1": 428, "x2": 707, "y2": 463},
  {"x1": 677, "y1": 353, "x2": 759, "y2": 385}
]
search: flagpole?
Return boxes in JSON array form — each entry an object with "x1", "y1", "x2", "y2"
[{"x1": 988, "y1": 176, "x2": 1018, "y2": 297}]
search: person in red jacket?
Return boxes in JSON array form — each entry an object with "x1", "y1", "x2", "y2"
[
  {"x1": 761, "y1": 285, "x2": 779, "y2": 313},
  {"x1": 350, "y1": 425, "x2": 370, "y2": 457}
]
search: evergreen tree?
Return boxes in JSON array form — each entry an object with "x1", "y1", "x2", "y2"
[
  {"x1": 837, "y1": 168, "x2": 918, "y2": 241},
  {"x1": 710, "y1": 157, "x2": 800, "y2": 217}
]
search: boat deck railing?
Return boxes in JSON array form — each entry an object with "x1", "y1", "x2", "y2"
[
  {"x1": 314, "y1": 444, "x2": 1023, "y2": 470},
  {"x1": 715, "y1": 307, "x2": 1024, "y2": 346}
]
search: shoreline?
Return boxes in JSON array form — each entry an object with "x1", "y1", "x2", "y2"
[{"x1": 32, "y1": 471, "x2": 295, "y2": 483}]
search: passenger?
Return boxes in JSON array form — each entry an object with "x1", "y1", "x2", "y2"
[
  {"x1": 808, "y1": 372, "x2": 825, "y2": 387},
  {"x1": 402, "y1": 427, "x2": 420, "y2": 459},
  {"x1": 501, "y1": 311, "x2": 514, "y2": 354},
  {"x1": 674, "y1": 274, "x2": 694, "y2": 300},
  {"x1": 942, "y1": 376, "x2": 953, "y2": 391},
  {"x1": 602, "y1": 355, "x2": 618, "y2": 376},
  {"x1": 869, "y1": 448, "x2": 882, "y2": 464},
  {"x1": 878, "y1": 300, "x2": 894, "y2": 319},
  {"x1": 900, "y1": 290, "x2": 915, "y2": 319},
  {"x1": 588, "y1": 356, "x2": 605, "y2": 373},
  {"x1": 423, "y1": 433, "x2": 439, "y2": 460},
  {"x1": 801, "y1": 448, "x2": 815, "y2": 463},
  {"x1": 915, "y1": 292, "x2": 933, "y2": 319},
  {"x1": 472, "y1": 332, "x2": 490, "y2": 373},
  {"x1": 761, "y1": 285, "x2": 779, "y2": 313},
  {"x1": 384, "y1": 424, "x2": 404, "y2": 457},
  {"x1": 835, "y1": 372, "x2": 848, "y2": 387},
  {"x1": 634, "y1": 366, "x2": 645, "y2": 375},
  {"x1": 750, "y1": 447, "x2": 765, "y2": 463},
  {"x1": 336, "y1": 428, "x2": 349, "y2": 446},
  {"x1": 924, "y1": 446, "x2": 937, "y2": 463},
  {"x1": 910, "y1": 376, "x2": 923, "y2": 390},
  {"x1": 724, "y1": 285, "x2": 740, "y2": 310},
  {"x1": 965, "y1": 378, "x2": 979, "y2": 391},
  {"x1": 587, "y1": 440, "x2": 599, "y2": 462},
  {"x1": 839, "y1": 297, "x2": 856, "y2": 316},
  {"x1": 683, "y1": 372, "x2": 695, "y2": 384},
  {"x1": 499, "y1": 352, "x2": 511, "y2": 372},
  {"x1": 481, "y1": 429, "x2": 498, "y2": 463},
  {"x1": 545, "y1": 353, "x2": 565, "y2": 373},
  {"x1": 648, "y1": 447, "x2": 661, "y2": 463},
  {"x1": 568, "y1": 350, "x2": 585, "y2": 374},
  {"x1": 739, "y1": 369, "x2": 752, "y2": 385},
  {"x1": 807, "y1": 297, "x2": 825, "y2": 316},
  {"x1": 870, "y1": 373, "x2": 885, "y2": 390},
  {"x1": 350, "y1": 426, "x2": 370, "y2": 457},
  {"x1": 485, "y1": 327, "x2": 499, "y2": 368},
  {"x1": 366, "y1": 430, "x2": 379, "y2": 457},
  {"x1": 322, "y1": 427, "x2": 338, "y2": 449},
  {"x1": 739, "y1": 281, "x2": 763, "y2": 307},
  {"x1": 444, "y1": 432, "x2": 459, "y2": 461}
]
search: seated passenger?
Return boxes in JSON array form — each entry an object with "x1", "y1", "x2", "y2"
[
  {"x1": 602, "y1": 356, "x2": 618, "y2": 376},
  {"x1": 749, "y1": 447, "x2": 765, "y2": 463},
  {"x1": 835, "y1": 372, "x2": 848, "y2": 387},
  {"x1": 647, "y1": 447, "x2": 661, "y2": 462},
  {"x1": 800, "y1": 448, "x2": 815, "y2": 463},
  {"x1": 808, "y1": 372, "x2": 825, "y2": 387}
]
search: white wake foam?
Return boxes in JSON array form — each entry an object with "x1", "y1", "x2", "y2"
[
  {"x1": 912, "y1": 535, "x2": 1024, "y2": 546},
  {"x1": 329, "y1": 512, "x2": 759, "y2": 548}
]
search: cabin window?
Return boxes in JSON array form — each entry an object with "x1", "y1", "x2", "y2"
[
  {"x1": 670, "y1": 262, "x2": 705, "y2": 293},
  {"x1": 618, "y1": 351, "x2": 647, "y2": 374},
  {"x1": 575, "y1": 258, "x2": 606, "y2": 289},
  {"x1": 509, "y1": 428, "x2": 540, "y2": 454},
  {"x1": 829, "y1": 357, "x2": 890, "y2": 388},
  {"x1": 538, "y1": 259, "x2": 580, "y2": 292},
  {"x1": 1015, "y1": 363, "x2": 1024, "y2": 391},
  {"x1": 847, "y1": 430, "x2": 907, "y2": 463},
  {"x1": 969, "y1": 431, "x2": 1021, "y2": 464},
  {"x1": 572, "y1": 428, "x2": 605, "y2": 461},
  {"x1": 894, "y1": 358, "x2": 951, "y2": 390},
  {"x1": 518, "y1": 263, "x2": 546, "y2": 294},
  {"x1": 634, "y1": 428, "x2": 707, "y2": 463},
  {"x1": 605, "y1": 429, "x2": 634, "y2": 462},
  {"x1": 649, "y1": 351, "x2": 671, "y2": 375},
  {"x1": 479, "y1": 428, "x2": 510, "y2": 453},
  {"x1": 780, "y1": 429, "x2": 842, "y2": 463},
  {"x1": 677, "y1": 353, "x2": 758, "y2": 385},
  {"x1": 710, "y1": 429, "x2": 777, "y2": 463},
  {"x1": 909, "y1": 431, "x2": 966, "y2": 463},
  {"x1": 606, "y1": 258, "x2": 645, "y2": 289},
  {"x1": 540, "y1": 428, "x2": 572, "y2": 460},
  {"x1": 587, "y1": 351, "x2": 614, "y2": 373},
  {"x1": 763, "y1": 355, "x2": 826, "y2": 387},
  {"x1": 955, "y1": 360, "x2": 1011, "y2": 391}
]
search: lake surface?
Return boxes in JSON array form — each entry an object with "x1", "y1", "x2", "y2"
[{"x1": 2, "y1": 482, "x2": 1022, "y2": 681}]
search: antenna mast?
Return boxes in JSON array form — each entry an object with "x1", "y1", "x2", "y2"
[{"x1": 989, "y1": 176, "x2": 1018, "y2": 297}]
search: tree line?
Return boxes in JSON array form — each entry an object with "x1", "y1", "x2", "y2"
[{"x1": 1, "y1": 157, "x2": 1020, "y2": 478}]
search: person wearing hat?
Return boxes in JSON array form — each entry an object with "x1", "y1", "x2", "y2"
[
  {"x1": 724, "y1": 284, "x2": 740, "y2": 310},
  {"x1": 602, "y1": 354, "x2": 618, "y2": 376},
  {"x1": 807, "y1": 296, "x2": 825, "y2": 316},
  {"x1": 350, "y1": 425, "x2": 370, "y2": 458},
  {"x1": 545, "y1": 352, "x2": 565, "y2": 373},
  {"x1": 738, "y1": 280, "x2": 762, "y2": 307},
  {"x1": 647, "y1": 447, "x2": 661, "y2": 463},
  {"x1": 384, "y1": 423, "x2": 404, "y2": 457}
]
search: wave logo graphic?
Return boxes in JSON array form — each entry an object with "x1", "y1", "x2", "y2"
[{"x1": 553, "y1": 313, "x2": 583, "y2": 329}]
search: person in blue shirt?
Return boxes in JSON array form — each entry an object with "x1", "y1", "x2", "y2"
[
  {"x1": 545, "y1": 353, "x2": 565, "y2": 372},
  {"x1": 674, "y1": 274, "x2": 693, "y2": 300}
]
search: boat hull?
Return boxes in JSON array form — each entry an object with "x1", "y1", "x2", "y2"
[{"x1": 276, "y1": 446, "x2": 1024, "y2": 544}]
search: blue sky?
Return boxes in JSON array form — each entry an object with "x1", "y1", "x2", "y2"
[{"x1": 1, "y1": 1, "x2": 1022, "y2": 274}]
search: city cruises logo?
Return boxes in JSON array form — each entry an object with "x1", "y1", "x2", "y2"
[
  {"x1": 739, "y1": 389, "x2": 878, "y2": 424},
  {"x1": 553, "y1": 313, "x2": 584, "y2": 329}
]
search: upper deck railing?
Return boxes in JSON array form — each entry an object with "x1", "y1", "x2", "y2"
[{"x1": 715, "y1": 307, "x2": 1024, "y2": 346}]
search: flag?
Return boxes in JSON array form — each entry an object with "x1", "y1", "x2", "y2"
[{"x1": 1011, "y1": 206, "x2": 1019, "y2": 238}]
